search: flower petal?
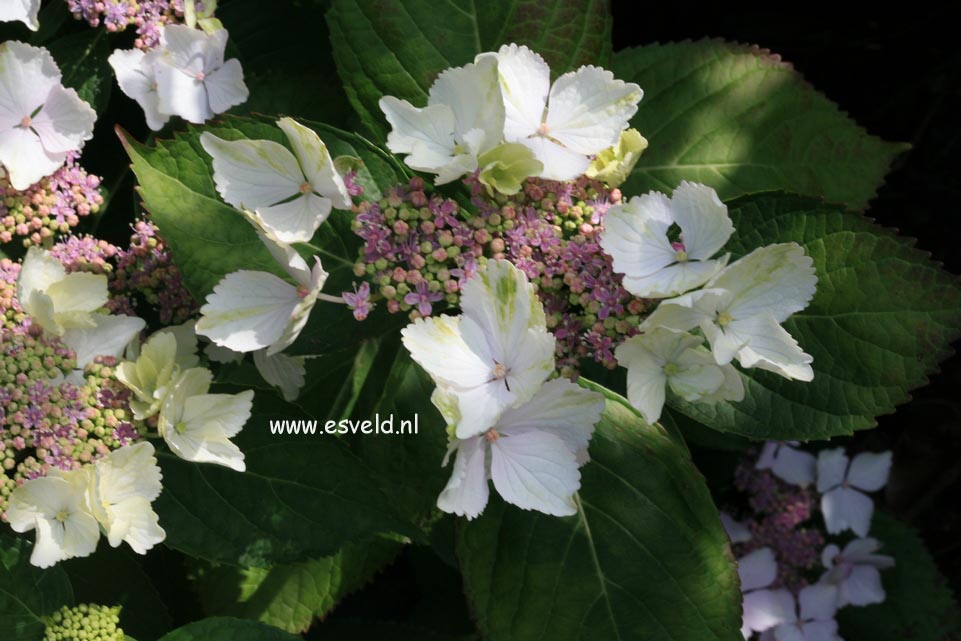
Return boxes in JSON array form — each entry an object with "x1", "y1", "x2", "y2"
[
  {"x1": 277, "y1": 117, "x2": 351, "y2": 209},
  {"x1": 670, "y1": 182, "x2": 733, "y2": 261},
  {"x1": 204, "y1": 57, "x2": 249, "y2": 114},
  {"x1": 739, "y1": 547, "x2": 778, "y2": 592},
  {"x1": 798, "y1": 583, "x2": 839, "y2": 622},
  {"x1": 62, "y1": 313, "x2": 146, "y2": 370},
  {"x1": 821, "y1": 486, "x2": 874, "y2": 537},
  {"x1": 727, "y1": 314, "x2": 814, "y2": 381},
  {"x1": 519, "y1": 136, "x2": 590, "y2": 181},
  {"x1": 253, "y1": 349, "x2": 306, "y2": 402},
  {"x1": 196, "y1": 270, "x2": 301, "y2": 353},
  {"x1": 437, "y1": 437, "x2": 490, "y2": 519},
  {"x1": 490, "y1": 430, "x2": 580, "y2": 517},
  {"x1": 743, "y1": 589, "x2": 795, "y2": 635},
  {"x1": 429, "y1": 54, "x2": 504, "y2": 154},
  {"x1": 0, "y1": 126, "x2": 63, "y2": 190},
  {"x1": 108, "y1": 49, "x2": 168, "y2": 131},
  {"x1": 199, "y1": 132, "x2": 304, "y2": 211},
  {"x1": 29, "y1": 84, "x2": 96, "y2": 155},
  {"x1": 493, "y1": 43, "x2": 550, "y2": 141},
  {"x1": 816, "y1": 448, "x2": 849, "y2": 493},
  {"x1": 154, "y1": 58, "x2": 212, "y2": 124},
  {"x1": 400, "y1": 314, "x2": 494, "y2": 390},
  {"x1": 847, "y1": 451, "x2": 892, "y2": 492},
  {"x1": 839, "y1": 564, "x2": 886, "y2": 607}
]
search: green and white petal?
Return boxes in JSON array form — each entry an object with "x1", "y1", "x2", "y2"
[
  {"x1": 401, "y1": 315, "x2": 495, "y2": 390},
  {"x1": 600, "y1": 193, "x2": 676, "y2": 287},
  {"x1": 493, "y1": 44, "x2": 550, "y2": 141},
  {"x1": 623, "y1": 259, "x2": 727, "y2": 300},
  {"x1": 199, "y1": 132, "x2": 303, "y2": 211},
  {"x1": 196, "y1": 270, "x2": 301, "y2": 353},
  {"x1": 16, "y1": 247, "x2": 67, "y2": 307},
  {"x1": 266, "y1": 258, "x2": 327, "y2": 355},
  {"x1": 255, "y1": 192, "x2": 332, "y2": 244},
  {"x1": 544, "y1": 65, "x2": 642, "y2": 155},
  {"x1": 102, "y1": 496, "x2": 165, "y2": 554},
  {"x1": 477, "y1": 142, "x2": 544, "y2": 195},
  {"x1": 710, "y1": 243, "x2": 817, "y2": 324},
  {"x1": 586, "y1": 128, "x2": 648, "y2": 188},
  {"x1": 62, "y1": 314, "x2": 146, "y2": 370},
  {"x1": 640, "y1": 288, "x2": 724, "y2": 334},
  {"x1": 379, "y1": 96, "x2": 456, "y2": 167},
  {"x1": 163, "y1": 390, "x2": 253, "y2": 471},
  {"x1": 277, "y1": 117, "x2": 351, "y2": 209},
  {"x1": 45, "y1": 272, "x2": 109, "y2": 317}
]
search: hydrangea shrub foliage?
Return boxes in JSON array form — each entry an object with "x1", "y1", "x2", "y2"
[{"x1": 1, "y1": 2, "x2": 960, "y2": 641}]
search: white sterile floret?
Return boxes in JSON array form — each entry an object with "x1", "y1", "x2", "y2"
[
  {"x1": 820, "y1": 538, "x2": 895, "y2": 607},
  {"x1": 642, "y1": 243, "x2": 818, "y2": 381},
  {"x1": 253, "y1": 349, "x2": 306, "y2": 402},
  {"x1": 6, "y1": 468, "x2": 100, "y2": 568},
  {"x1": 380, "y1": 54, "x2": 505, "y2": 184},
  {"x1": 757, "y1": 441, "x2": 817, "y2": 488},
  {"x1": 492, "y1": 43, "x2": 642, "y2": 180},
  {"x1": 87, "y1": 442, "x2": 165, "y2": 554},
  {"x1": 200, "y1": 117, "x2": 351, "y2": 243},
  {"x1": 108, "y1": 48, "x2": 168, "y2": 131},
  {"x1": 435, "y1": 378, "x2": 604, "y2": 519},
  {"x1": 0, "y1": 41, "x2": 97, "y2": 190},
  {"x1": 615, "y1": 327, "x2": 743, "y2": 424},
  {"x1": 737, "y1": 547, "x2": 793, "y2": 638},
  {"x1": 763, "y1": 584, "x2": 842, "y2": 641},
  {"x1": 152, "y1": 25, "x2": 248, "y2": 124},
  {"x1": 816, "y1": 448, "x2": 892, "y2": 537},
  {"x1": 0, "y1": 0, "x2": 40, "y2": 30},
  {"x1": 116, "y1": 328, "x2": 200, "y2": 420},
  {"x1": 196, "y1": 228, "x2": 328, "y2": 355},
  {"x1": 601, "y1": 182, "x2": 734, "y2": 298},
  {"x1": 16, "y1": 247, "x2": 145, "y2": 368},
  {"x1": 401, "y1": 259, "x2": 555, "y2": 439},
  {"x1": 158, "y1": 367, "x2": 253, "y2": 472}
]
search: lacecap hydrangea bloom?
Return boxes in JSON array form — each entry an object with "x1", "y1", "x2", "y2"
[{"x1": 726, "y1": 441, "x2": 895, "y2": 639}]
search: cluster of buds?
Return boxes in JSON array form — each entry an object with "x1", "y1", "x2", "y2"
[
  {"x1": 351, "y1": 177, "x2": 485, "y2": 320},
  {"x1": 43, "y1": 603, "x2": 124, "y2": 641},
  {"x1": 1, "y1": 329, "x2": 142, "y2": 514},
  {"x1": 110, "y1": 220, "x2": 197, "y2": 324},
  {"x1": 350, "y1": 175, "x2": 647, "y2": 373},
  {"x1": 1, "y1": 258, "x2": 26, "y2": 331},
  {"x1": 732, "y1": 456, "x2": 826, "y2": 591},
  {"x1": 0, "y1": 154, "x2": 104, "y2": 248},
  {"x1": 66, "y1": 0, "x2": 212, "y2": 49}
]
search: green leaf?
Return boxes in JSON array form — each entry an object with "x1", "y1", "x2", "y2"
[
  {"x1": 195, "y1": 539, "x2": 402, "y2": 634},
  {"x1": 219, "y1": 0, "x2": 355, "y2": 124},
  {"x1": 615, "y1": 40, "x2": 907, "y2": 209},
  {"x1": 154, "y1": 390, "x2": 421, "y2": 567},
  {"x1": 63, "y1": 546, "x2": 173, "y2": 641},
  {"x1": 1, "y1": 531, "x2": 74, "y2": 641},
  {"x1": 157, "y1": 617, "x2": 300, "y2": 641},
  {"x1": 119, "y1": 116, "x2": 403, "y2": 302},
  {"x1": 456, "y1": 381, "x2": 742, "y2": 641},
  {"x1": 326, "y1": 0, "x2": 614, "y2": 141},
  {"x1": 667, "y1": 192, "x2": 961, "y2": 440},
  {"x1": 839, "y1": 512, "x2": 961, "y2": 641},
  {"x1": 47, "y1": 30, "x2": 113, "y2": 114}
]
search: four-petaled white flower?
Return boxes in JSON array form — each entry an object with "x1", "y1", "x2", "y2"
[
  {"x1": 401, "y1": 259, "x2": 555, "y2": 438},
  {"x1": 380, "y1": 54, "x2": 505, "y2": 184},
  {"x1": 816, "y1": 448, "x2": 892, "y2": 537},
  {"x1": 0, "y1": 0, "x2": 40, "y2": 31},
  {"x1": 641, "y1": 243, "x2": 818, "y2": 381},
  {"x1": 493, "y1": 43, "x2": 642, "y2": 180},
  {"x1": 820, "y1": 538, "x2": 895, "y2": 607},
  {"x1": 738, "y1": 547, "x2": 793, "y2": 639},
  {"x1": 601, "y1": 182, "x2": 734, "y2": 298},
  {"x1": 760, "y1": 584, "x2": 842, "y2": 641},
  {"x1": 158, "y1": 367, "x2": 253, "y2": 472},
  {"x1": 615, "y1": 327, "x2": 743, "y2": 424},
  {"x1": 6, "y1": 468, "x2": 100, "y2": 568},
  {"x1": 757, "y1": 441, "x2": 817, "y2": 488},
  {"x1": 435, "y1": 378, "x2": 603, "y2": 519},
  {"x1": 16, "y1": 247, "x2": 145, "y2": 368},
  {"x1": 117, "y1": 328, "x2": 200, "y2": 420},
  {"x1": 87, "y1": 442, "x2": 166, "y2": 555},
  {"x1": 200, "y1": 117, "x2": 351, "y2": 243},
  {"x1": 113, "y1": 25, "x2": 248, "y2": 127},
  {"x1": 0, "y1": 41, "x2": 96, "y2": 190},
  {"x1": 108, "y1": 48, "x2": 168, "y2": 131},
  {"x1": 196, "y1": 226, "x2": 328, "y2": 355}
]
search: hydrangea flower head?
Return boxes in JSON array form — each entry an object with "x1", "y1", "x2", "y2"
[
  {"x1": 43, "y1": 603, "x2": 124, "y2": 641},
  {"x1": 0, "y1": 42, "x2": 97, "y2": 190}
]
